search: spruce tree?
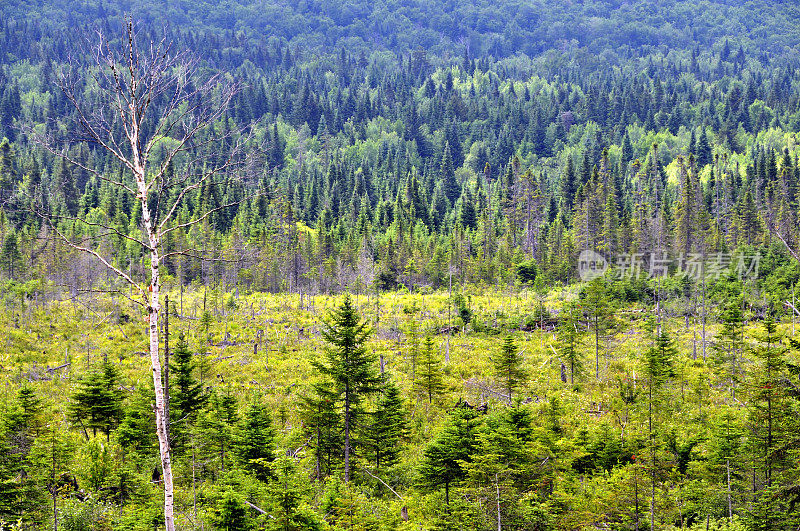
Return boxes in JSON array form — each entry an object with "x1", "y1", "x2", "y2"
[
  {"x1": 641, "y1": 323, "x2": 676, "y2": 530},
  {"x1": 582, "y1": 278, "x2": 615, "y2": 380},
  {"x1": 68, "y1": 362, "x2": 124, "y2": 441},
  {"x1": 169, "y1": 333, "x2": 206, "y2": 447},
  {"x1": 414, "y1": 336, "x2": 446, "y2": 404},
  {"x1": 313, "y1": 294, "x2": 381, "y2": 482},
  {"x1": 713, "y1": 295, "x2": 745, "y2": 399},
  {"x1": 366, "y1": 377, "x2": 408, "y2": 469},
  {"x1": 441, "y1": 142, "x2": 459, "y2": 204},
  {"x1": 300, "y1": 382, "x2": 342, "y2": 479},
  {"x1": 235, "y1": 401, "x2": 276, "y2": 481},
  {"x1": 418, "y1": 406, "x2": 480, "y2": 506},
  {"x1": 265, "y1": 456, "x2": 324, "y2": 530},
  {"x1": 556, "y1": 302, "x2": 585, "y2": 384},
  {"x1": 493, "y1": 335, "x2": 526, "y2": 402}
]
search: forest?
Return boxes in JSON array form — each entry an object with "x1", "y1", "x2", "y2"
[{"x1": 1, "y1": 0, "x2": 800, "y2": 529}]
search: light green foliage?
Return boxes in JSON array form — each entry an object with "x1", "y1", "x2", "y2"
[{"x1": 1, "y1": 285, "x2": 800, "y2": 529}]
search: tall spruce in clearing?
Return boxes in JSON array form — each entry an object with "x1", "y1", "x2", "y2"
[
  {"x1": 493, "y1": 335, "x2": 526, "y2": 402},
  {"x1": 556, "y1": 302, "x2": 585, "y2": 384},
  {"x1": 169, "y1": 333, "x2": 206, "y2": 449},
  {"x1": 582, "y1": 278, "x2": 615, "y2": 379},
  {"x1": 314, "y1": 295, "x2": 381, "y2": 482},
  {"x1": 641, "y1": 320, "x2": 676, "y2": 531},
  {"x1": 414, "y1": 336, "x2": 446, "y2": 404},
  {"x1": 366, "y1": 376, "x2": 408, "y2": 470}
]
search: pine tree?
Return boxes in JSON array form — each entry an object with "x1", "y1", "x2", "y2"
[
  {"x1": 414, "y1": 336, "x2": 446, "y2": 403},
  {"x1": 313, "y1": 294, "x2": 381, "y2": 482},
  {"x1": 493, "y1": 335, "x2": 526, "y2": 402}
]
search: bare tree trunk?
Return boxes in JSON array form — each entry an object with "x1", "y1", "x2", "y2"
[
  {"x1": 36, "y1": 21, "x2": 245, "y2": 531},
  {"x1": 727, "y1": 459, "x2": 732, "y2": 521},
  {"x1": 496, "y1": 473, "x2": 502, "y2": 531},
  {"x1": 149, "y1": 257, "x2": 174, "y2": 529},
  {"x1": 344, "y1": 389, "x2": 351, "y2": 482},
  {"x1": 164, "y1": 295, "x2": 170, "y2": 447}
]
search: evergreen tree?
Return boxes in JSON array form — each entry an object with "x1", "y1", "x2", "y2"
[
  {"x1": 365, "y1": 377, "x2": 407, "y2": 469},
  {"x1": 696, "y1": 127, "x2": 712, "y2": 168},
  {"x1": 68, "y1": 362, "x2": 124, "y2": 441},
  {"x1": 56, "y1": 159, "x2": 79, "y2": 217},
  {"x1": 169, "y1": 334, "x2": 206, "y2": 446},
  {"x1": 313, "y1": 295, "x2": 381, "y2": 482},
  {"x1": 712, "y1": 295, "x2": 745, "y2": 399},
  {"x1": 581, "y1": 278, "x2": 615, "y2": 380},
  {"x1": 441, "y1": 142, "x2": 459, "y2": 204},
  {"x1": 641, "y1": 323, "x2": 676, "y2": 530},
  {"x1": 197, "y1": 390, "x2": 239, "y2": 473},
  {"x1": 560, "y1": 156, "x2": 576, "y2": 210},
  {"x1": 299, "y1": 382, "x2": 342, "y2": 479},
  {"x1": 493, "y1": 335, "x2": 526, "y2": 402},
  {"x1": 214, "y1": 490, "x2": 250, "y2": 531},
  {"x1": 556, "y1": 302, "x2": 585, "y2": 384},
  {"x1": 265, "y1": 456, "x2": 324, "y2": 531},
  {"x1": 418, "y1": 406, "x2": 481, "y2": 506},
  {"x1": 235, "y1": 401, "x2": 277, "y2": 481},
  {"x1": 414, "y1": 336, "x2": 446, "y2": 403}
]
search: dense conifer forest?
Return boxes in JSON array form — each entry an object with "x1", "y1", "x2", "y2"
[{"x1": 2, "y1": 1, "x2": 800, "y2": 529}]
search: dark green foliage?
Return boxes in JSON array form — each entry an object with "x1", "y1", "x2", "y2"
[
  {"x1": 235, "y1": 402, "x2": 276, "y2": 481},
  {"x1": 581, "y1": 278, "x2": 615, "y2": 380},
  {"x1": 643, "y1": 328, "x2": 676, "y2": 388},
  {"x1": 4, "y1": 2, "x2": 800, "y2": 528},
  {"x1": 556, "y1": 302, "x2": 584, "y2": 384},
  {"x1": 198, "y1": 390, "x2": 239, "y2": 473},
  {"x1": 418, "y1": 407, "x2": 480, "y2": 505},
  {"x1": 414, "y1": 336, "x2": 446, "y2": 403},
  {"x1": 364, "y1": 376, "x2": 407, "y2": 470},
  {"x1": 440, "y1": 143, "x2": 459, "y2": 205},
  {"x1": 68, "y1": 362, "x2": 124, "y2": 440},
  {"x1": 215, "y1": 490, "x2": 250, "y2": 531},
  {"x1": 299, "y1": 382, "x2": 342, "y2": 479},
  {"x1": 493, "y1": 335, "x2": 526, "y2": 402},
  {"x1": 169, "y1": 333, "x2": 206, "y2": 448},
  {"x1": 265, "y1": 456, "x2": 324, "y2": 531},
  {"x1": 313, "y1": 294, "x2": 381, "y2": 482},
  {"x1": 516, "y1": 260, "x2": 538, "y2": 284}
]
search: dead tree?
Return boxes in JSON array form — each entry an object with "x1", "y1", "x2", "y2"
[{"x1": 33, "y1": 18, "x2": 251, "y2": 531}]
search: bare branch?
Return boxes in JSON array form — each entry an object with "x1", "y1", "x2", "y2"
[{"x1": 47, "y1": 221, "x2": 146, "y2": 304}]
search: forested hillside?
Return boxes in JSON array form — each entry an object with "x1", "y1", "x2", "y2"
[{"x1": 1, "y1": 1, "x2": 800, "y2": 529}]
